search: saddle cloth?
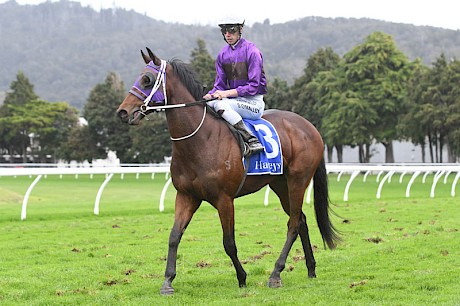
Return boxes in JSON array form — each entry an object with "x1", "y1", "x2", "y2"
[{"x1": 243, "y1": 118, "x2": 283, "y2": 175}]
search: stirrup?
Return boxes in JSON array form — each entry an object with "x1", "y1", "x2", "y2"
[
  {"x1": 244, "y1": 141, "x2": 264, "y2": 156},
  {"x1": 243, "y1": 143, "x2": 251, "y2": 156},
  {"x1": 249, "y1": 142, "x2": 264, "y2": 154}
]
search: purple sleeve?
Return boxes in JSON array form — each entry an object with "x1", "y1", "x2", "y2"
[{"x1": 207, "y1": 54, "x2": 227, "y2": 95}]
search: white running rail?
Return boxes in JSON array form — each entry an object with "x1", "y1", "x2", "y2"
[{"x1": 1, "y1": 164, "x2": 459, "y2": 220}]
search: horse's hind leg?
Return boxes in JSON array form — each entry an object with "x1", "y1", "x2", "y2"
[
  {"x1": 160, "y1": 192, "x2": 201, "y2": 295},
  {"x1": 267, "y1": 178, "x2": 315, "y2": 287},
  {"x1": 299, "y1": 212, "x2": 316, "y2": 278},
  {"x1": 216, "y1": 196, "x2": 247, "y2": 288}
]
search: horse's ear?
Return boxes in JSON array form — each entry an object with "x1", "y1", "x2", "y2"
[
  {"x1": 141, "y1": 49, "x2": 150, "y2": 64},
  {"x1": 146, "y1": 47, "x2": 162, "y2": 66}
]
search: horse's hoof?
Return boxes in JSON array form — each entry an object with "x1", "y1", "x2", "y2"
[
  {"x1": 308, "y1": 272, "x2": 317, "y2": 278},
  {"x1": 239, "y1": 283, "x2": 247, "y2": 288},
  {"x1": 267, "y1": 278, "x2": 282, "y2": 288},
  {"x1": 160, "y1": 286, "x2": 174, "y2": 295}
]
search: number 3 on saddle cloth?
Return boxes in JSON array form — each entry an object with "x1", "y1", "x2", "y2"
[{"x1": 242, "y1": 119, "x2": 283, "y2": 175}]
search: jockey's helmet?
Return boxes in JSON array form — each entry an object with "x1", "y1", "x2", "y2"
[{"x1": 218, "y1": 16, "x2": 245, "y2": 28}]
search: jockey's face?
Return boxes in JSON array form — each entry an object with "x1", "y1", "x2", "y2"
[{"x1": 221, "y1": 25, "x2": 242, "y2": 45}]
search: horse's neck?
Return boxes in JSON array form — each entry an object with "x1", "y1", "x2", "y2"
[
  {"x1": 164, "y1": 78, "x2": 226, "y2": 153},
  {"x1": 165, "y1": 104, "x2": 212, "y2": 143}
]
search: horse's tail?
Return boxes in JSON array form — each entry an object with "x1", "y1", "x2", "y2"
[{"x1": 313, "y1": 157, "x2": 341, "y2": 249}]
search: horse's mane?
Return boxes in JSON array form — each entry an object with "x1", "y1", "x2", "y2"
[{"x1": 168, "y1": 58, "x2": 205, "y2": 101}]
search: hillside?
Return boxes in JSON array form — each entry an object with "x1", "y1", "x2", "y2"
[{"x1": 1, "y1": 0, "x2": 459, "y2": 109}]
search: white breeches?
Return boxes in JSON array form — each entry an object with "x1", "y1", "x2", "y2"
[{"x1": 208, "y1": 95, "x2": 265, "y2": 125}]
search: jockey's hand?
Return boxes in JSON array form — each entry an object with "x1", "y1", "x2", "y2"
[
  {"x1": 205, "y1": 89, "x2": 237, "y2": 100},
  {"x1": 211, "y1": 90, "x2": 225, "y2": 100}
]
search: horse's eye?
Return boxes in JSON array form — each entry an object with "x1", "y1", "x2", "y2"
[{"x1": 140, "y1": 72, "x2": 155, "y2": 89}]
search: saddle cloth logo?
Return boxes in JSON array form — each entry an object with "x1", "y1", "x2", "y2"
[{"x1": 243, "y1": 118, "x2": 283, "y2": 175}]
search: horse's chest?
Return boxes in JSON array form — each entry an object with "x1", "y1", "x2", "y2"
[{"x1": 171, "y1": 161, "x2": 236, "y2": 196}]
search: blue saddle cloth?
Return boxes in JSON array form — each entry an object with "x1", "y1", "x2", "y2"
[{"x1": 243, "y1": 118, "x2": 283, "y2": 175}]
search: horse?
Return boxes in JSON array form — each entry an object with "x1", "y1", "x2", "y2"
[{"x1": 116, "y1": 48, "x2": 340, "y2": 295}]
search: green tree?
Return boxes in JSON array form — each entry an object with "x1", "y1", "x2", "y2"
[
  {"x1": 316, "y1": 68, "x2": 375, "y2": 163},
  {"x1": 0, "y1": 71, "x2": 40, "y2": 162},
  {"x1": 83, "y1": 72, "x2": 134, "y2": 162},
  {"x1": 265, "y1": 77, "x2": 291, "y2": 110},
  {"x1": 419, "y1": 54, "x2": 460, "y2": 162},
  {"x1": 445, "y1": 59, "x2": 460, "y2": 161},
  {"x1": 129, "y1": 113, "x2": 172, "y2": 163},
  {"x1": 36, "y1": 101, "x2": 80, "y2": 162},
  {"x1": 2, "y1": 71, "x2": 39, "y2": 108},
  {"x1": 190, "y1": 39, "x2": 215, "y2": 93},
  {"x1": 292, "y1": 47, "x2": 341, "y2": 161},
  {"x1": 0, "y1": 99, "x2": 79, "y2": 163},
  {"x1": 398, "y1": 58, "x2": 430, "y2": 162},
  {"x1": 59, "y1": 124, "x2": 96, "y2": 162},
  {"x1": 340, "y1": 32, "x2": 410, "y2": 162},
  {"x1": 0, "y1": 104, "x2": 31, "y2": 162}
]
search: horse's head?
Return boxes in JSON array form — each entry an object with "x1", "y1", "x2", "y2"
[{"x1": 117, "y1": 48, "x2": 167, "y2": 125}]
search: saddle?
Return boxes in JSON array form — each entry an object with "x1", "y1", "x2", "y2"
[{"x1": 208, "y1": 106, "x2": 283, "y2": 176}]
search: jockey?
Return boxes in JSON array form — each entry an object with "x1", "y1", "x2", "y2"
[{"x1": 203, "y1": 17, "x2": 267, "y2": 156}]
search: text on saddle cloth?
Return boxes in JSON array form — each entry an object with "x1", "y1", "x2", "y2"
[{"x1": 242, "y1": 118, "x2": 283, "y2": 175}]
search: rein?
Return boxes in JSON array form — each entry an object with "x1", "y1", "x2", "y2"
[
  {"x1": 170, "y1": 105, "x2": 207, "y2": 141},
  {"x1": 139, "y1": 98, "x2": 212, "y2": 113},
  {"x1": 140, "y1": 99, "x2": 214, "y2": 141}
]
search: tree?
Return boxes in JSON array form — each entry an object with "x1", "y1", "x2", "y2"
[
  {"x1": 0, "y1": 71, "x2": 40, "y2": 162},
  {"x1": 0, "y1": 98, "x2": 79, "y2": 163},
  {"x1": 340, "y1": 32, "x2": 410, "y2": 162},
  {"x1": 2, "y1": 71, "x2": 39, "y2": 107},
  {"x1": 292, "y1": 47, "x2": 341, "y2": 161},
  {"x1": 83, "y1": 72, "x2": 134, "y2": 162},
  {"x1": 36, "y1": 101, "x2": 80, "y2": 162},
  {"x1": 398, "y1": 58, "x2": 430, "y2": 162},
  {"x1": 190, "y1": 39, "x2": 215, "y2": 93},
  {"x1": 59, "y1": 124, "x2": 96, "y2": 162},
  {"x1": 316, "y1": 68, "x2": 376, "y2": 163},
  {"x1": 419, "y1": 54, "x2": 460, "y2": 162},
  {"x1": 445, "y1": 59, "x2": 460, "y2": 161},
  {"x1": 129, "y1": 112, "x2": 172, "y2": 163},
  {"x1": 265, "y1": 77, "x2": 291, "y2": 110}
]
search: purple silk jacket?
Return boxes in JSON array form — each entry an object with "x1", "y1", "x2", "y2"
[{"x1": 208, "y1": 38, "x2": 267, "y2": 97}]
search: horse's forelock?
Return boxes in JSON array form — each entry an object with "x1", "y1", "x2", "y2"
[{"x1": 169, "y1": 59, "x2": 204, "y2": 101}]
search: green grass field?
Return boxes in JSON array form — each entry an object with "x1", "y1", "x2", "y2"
[{"x1": 0, "y1": 172, "x2": 459, "y2": 305}]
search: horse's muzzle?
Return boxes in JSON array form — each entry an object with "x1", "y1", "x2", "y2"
[
  {"x1": 117, "y1": 109, "x2": 130, "y2": 124},
  {"x1": 117, "y1": 108, "x2": 144, "y2": 125}
]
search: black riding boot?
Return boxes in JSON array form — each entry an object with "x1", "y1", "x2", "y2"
[{"x1": 233, "y1": 120, "x2": 264, "y2": 155}]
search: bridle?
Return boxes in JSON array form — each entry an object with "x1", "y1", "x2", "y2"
[
  {"x1": 128, "y1": 57, "x2": 249, "y2": 195},
  {"x1": 129, "y1": 59, "x2": 168, "y2": 113},
  {"x1": 129, "y1": 59, "x2": 215, "y2": 141}
]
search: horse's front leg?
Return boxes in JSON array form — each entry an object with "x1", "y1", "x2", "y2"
[
  {"x1": 217, "y1": 196, "x2": 247, "y2": 288},
  {"x1": 160, "y1": 192, "x2": 201, "y2": 295}
]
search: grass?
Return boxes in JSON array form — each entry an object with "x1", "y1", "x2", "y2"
[{"x1": 0, "y1": 172, "x2": 459, "y2": 305}]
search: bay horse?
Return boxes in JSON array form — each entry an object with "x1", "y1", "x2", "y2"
[{"x1": 116, "y1": 48, "x2": 340, "y2": 295}]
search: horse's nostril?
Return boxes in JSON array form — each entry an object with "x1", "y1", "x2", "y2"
[{"x1": 117, "y1": 109, "x2": 129, "y2": 123}]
